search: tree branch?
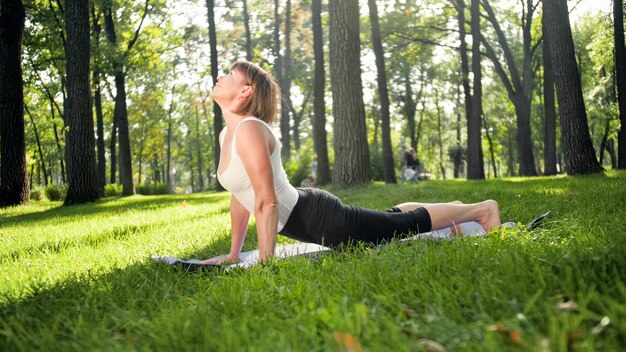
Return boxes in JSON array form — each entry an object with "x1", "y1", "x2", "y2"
[
  {"x1": 126, "y1": 0, "x2": 151, "y2": 55},
  {"x1": 480, "y1": 33, "x2": 516, "y2": 97}
]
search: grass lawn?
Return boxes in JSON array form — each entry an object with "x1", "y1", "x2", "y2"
[{"x1": 1, "y1": 172, "x2": 625, "y2": 351}]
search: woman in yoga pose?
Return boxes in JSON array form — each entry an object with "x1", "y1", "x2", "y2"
[{"x1": 202, "y1": 61, "x2": 501, "y2": 264}]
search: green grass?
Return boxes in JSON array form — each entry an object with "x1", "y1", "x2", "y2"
[{"x1": 1, "y1": 172, "x2": 626, "y2": 351}]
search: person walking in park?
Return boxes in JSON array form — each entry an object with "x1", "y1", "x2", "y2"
[{"x1": 202, "y1": 61, "x2": 501, "y2": 264}]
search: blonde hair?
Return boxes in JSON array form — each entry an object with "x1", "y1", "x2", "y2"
[{"x1": 230, "y1": 61, "x2": 281, "y2": 124}]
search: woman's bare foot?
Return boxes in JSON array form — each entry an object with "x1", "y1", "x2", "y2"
[{"x1": 477, "y1": 199, "x2": 501, "y2": 232}]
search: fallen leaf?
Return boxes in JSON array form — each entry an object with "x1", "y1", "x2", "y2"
[
  {"x1": 333, "y1": 332, "x2": 362, "y2": 352},
  {"x1": 509, "y1": 330, "x2": 522, "y2": 344},
  {"x1": 181, "y1": 200, "x2": 188, "y2": 208},
  {"x1": 558, "y1": 300, "x2": 577, "y2": 311},
  {"x1": 418, "y1": 338, "x2": 447, "y2": 352},
  {"x1": 487, "y1": 322, "x2": 506, "y2": 332}
]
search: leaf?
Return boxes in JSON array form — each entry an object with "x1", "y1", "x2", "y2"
[
  {"x1": 418, "y1": 338, "x2": 447, "y2": 352},
  {"x1": 509, "y1": 330, "x2": 522, "y2": 344},
  {"x1": 333, "y1": 332, "x2": 362, "y2": 352},
  {"x1": 487, "y1": 322, "x2": 506, "y2": 331},
  {"x1": 181, "y1": 200, "x2": 189, "y2": 208}
]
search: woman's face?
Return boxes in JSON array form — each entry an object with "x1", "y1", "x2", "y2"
[{"x1": 211, "y1": 69, "x2": 250, "y2": 108}]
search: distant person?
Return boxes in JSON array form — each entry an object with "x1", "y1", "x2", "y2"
[
  {"x1": 407, "y1": 148, "x2": 420, "y2": 183},
  {"x1": 400, "y1": 146, "x2": 411, "y2": 183},
  {"x1": 201, "y1": 61, "x2": 502, "y2": 264}
]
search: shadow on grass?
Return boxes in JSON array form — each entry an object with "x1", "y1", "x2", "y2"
[
  {"x1": 0, "y1": 236, "x2": 236, "y2": 350},
  {"x1": 0, "y1": 192, "x2": 230, "y2": 228}
]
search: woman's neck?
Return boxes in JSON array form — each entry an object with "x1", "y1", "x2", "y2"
[{"x1": 222, "y1": 110, "x2": 247, "y2": 130}]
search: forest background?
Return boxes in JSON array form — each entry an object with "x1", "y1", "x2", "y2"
[{"x1": 0, "y1": 0, "x2": 624, "y2": 205}]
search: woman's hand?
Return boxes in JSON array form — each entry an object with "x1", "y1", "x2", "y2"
[{"x1": 200, "y1": 253, "x2": 240, "y2": 265}]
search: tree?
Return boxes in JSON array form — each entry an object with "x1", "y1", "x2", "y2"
[
  {"x1": 273, "y1": 0, "x2": 292, "y2": 159},
  {"x1": 543, "y1": 0, "x2": 602, "y2": 175},
  {"x1": 0, "y1": 0, "x2": 29, "y2": 206},
  {"x1": 242, "y1": 0, "x2": 252, "y2": 61},
  {"x1": 481, "y1": 0, "x2": 538, "y2": 176},
  {"x1": 614, "y1": 0, "x2": 626, "y2": 168},
  {"x1": 64, "y1": 0, "x2": 99, "y2": 204},
  {"x1": 467, "y1": 0, "x2": 485, "y2": 179},
  {"x1": 542, "y1": 10, "x2": 557, "y2": 175},
  {"x1": 0, "y1": 0, "x2": 30, "y2": 206},
  {"x1": 206, "y1": 0, "x2": 224, "y2": 191},
  {"x1": 310, "y1": 0, "x2": 331, "y2": 184},
  {"x1": 329, "y1": 0, "x2": 371, "y2": 186},
  {"x1": 103, "y1": 0, "x2": 152, "y2": 196},
  {"x1": 368, "y1": 0, "x2": 396, "y2": 184}
]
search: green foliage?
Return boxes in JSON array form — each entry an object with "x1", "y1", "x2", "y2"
[
  {"x1": 1, "y1": 173, "x2": 626, "y2": 350},
  {"x1": 29, "y1": 188, "x2": 45, "y2": 201},
  {"x1": 284, "y1": 152, "x2": 312, "y2": 187},
  {"x1": 136, "y1": 183, "x2": 170, "y2": 195},
  {"x1": 104, "y1": 184, "x2": 123, "y2": 197},
  {"x1": 44, "y1": 184, "x2": 67, "y2": 201}
]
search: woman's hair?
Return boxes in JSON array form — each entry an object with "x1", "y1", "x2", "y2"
[{"x1": 230, "y1": 61, "x2": 281, "y2": 124}]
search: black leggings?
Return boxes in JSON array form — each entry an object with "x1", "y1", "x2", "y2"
[{"x1": 279, "y1": 188, "x2": 432, "y2": 248}]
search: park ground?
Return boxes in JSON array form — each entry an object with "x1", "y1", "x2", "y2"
[{"x1": 1, "y1": 172, "x2": 625, "y2": 351}]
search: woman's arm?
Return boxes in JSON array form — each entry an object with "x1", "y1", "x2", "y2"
[
  {"x1": 236, "y1": 121, "x2": 278, "y2": 262},
  {"x1": 200, "y1": 196, "x2": 249, "y2": 265},
  {"x1": 228, "y1": 195, "x2": 250, "y2": 260}
]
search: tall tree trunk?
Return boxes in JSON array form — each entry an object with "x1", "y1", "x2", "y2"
[
  {"x1": 242, "y1": 0, "x2": 252, "y2": 61},
  {"x1": 368, "y1": 0, "x2": 396, "y2": 184},
  {"x1": 435, "y1": 90, "x2": 446, "y2": 180},
  {"x1": 206, "y1": 0, "x2": 224, "y2": 191},
  {"x1": 274, "y1": 0, "x2": 291, "y2": 160},
  {"x1": 109, "y1": 106, "x2": 117, "y2": 184},
  {"x1": 542, "y1": 9, "x2": 557, "y2": 175},
  {"x1": 104, "y1": 10, "x2": 134, "y2": 195},
  {"x1": 481, "y1": 0, "x2": 536, "y2": 176},
  {"x1": 47, "y1": 99, "x2": 66, "y2": 183},
  {"x1": 64, "y1": 0, "x2": 99, "y2": 204},
  {"x1": 403, "y1": 68, "x2": 417, "y2": 150},
  {"x1": 310, "y1": 0, "x2": 331, "y2": 184},
  {"x1": 614, "y1": 0, "x2": 626, "y2": 168},
  {"x1": 543, "y1": 0, "x2": 602, "y2": 175},
  {"x1": 25, "y1": 105, "x2": 48, "y2": 186},
  {"x1": 112, "y1": 72, "x2": 134, "y2": 195},
  {"x1": 195, "y1": 107, "x2": 204, "y2": 190},
  {"x1": 166, "y1": 84, "x2": 175, "y2": 191},
  {"x1": 92, "y1": 5, "x2": 106, "y2": 194},
  {"x1": 456, "y1": 0, "x2": 472, "y2": 131},
  {"x1": 482, "y1": 114, "x2": 498, "y2": 178},
  {"x1": 329, "y1": 0, "x2": 371, "y2": 186},
  {"x1": 467, "y1": 0, "x2": 485, "y2": 179},
  {"x1": 0, "y1": 0, "x2": 29, "y2": 206}
]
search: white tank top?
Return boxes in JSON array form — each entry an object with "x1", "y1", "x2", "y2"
[{"x1": 217, "y1": 117, "x2": 299, "y2": 232}]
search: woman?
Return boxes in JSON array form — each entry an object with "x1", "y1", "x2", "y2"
[{"x1": 202, "y1": 61, "x2": 500, "y2": 264}]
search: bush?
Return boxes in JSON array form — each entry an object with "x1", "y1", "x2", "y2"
[
  {"x1": 136, "y1": 183, "x2": 170, "y2": 195},
  {"x1": 45, "y1": 184, "x2": 67, "y2": 201},
  {"x1": 104, "y1": 184, "x2": 123, "y2": 197},
  {"x1": 30, "y1": 188, "x2": 44, "y2": 201},
  {"x1": 285, "y1": 153, "x2": 311, "y2": 187}
]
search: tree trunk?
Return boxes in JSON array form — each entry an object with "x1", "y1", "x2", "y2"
[
  {"x1": 310, "y1": 0, "x2": 331, "y2": 184},
  {"x1": 113, "y1": 73, "x2": 134, "y2": 195},
  {"x1": 195, "y1": 107, "x2": 204, "y2": 190},
  {"x1": 274, "y1": 0, "x2": 291, "y2": 160},
  {"x1": 368, "y1": 0, "x2": 396, "y2": 184},
  {"x1": 0, "y1": 0, "x2": 29, "y2": 206},
  {"x1": 25, "y1": 105, "x2": 48, "y2": 186},
  {"x1": 614, "y1": 0, "x2": 626, "y2": 168},
  {"x1": 543, "y1": 0, "x2": 602, "y2": 175},
  {"x1": 64, "y1": 0, "x2": 99, "y2": 204},
  {"x1": 92, "y1": 5, "x2": 106, "y2": 194},
  {"x1": 467, "y1": 0, "x2": 485, "y2": 179},
  {"x1": 166, "y1": 85, "x2": 175, "y2": 191},
  {"x1": 104, "y1": 10, "x2": 134, "y2": 195},
  {"x1": 435, "y1": 90, "x2": 446, "y2": 180},
  {"x1": 109, "y1": 105, "x2": 117, "y2": 184},
  {"x1": 542, "y1": 9, "x2": 557, "y2": 175},
  {"x1": 403, "y1": 68, "x2": 417, "y2": 150},
  {"x1": 481, "y1": 0, "x2": 536, "y2": 176},
  {"x1": 242, "y1": 0, "x2": 252, "y2": 61},
  {"x1": 206, "y1": 0, "x2": 224, "y2": 191},
  {"x1": 482, "y1": 114, "x2": 498, "y2": 178},
  {"x1": 456, "y1": 0, "x2": 472, "y2": 133},
  {"x1": 329, "y1": 0, "x2": 371, "y2": 186}
]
